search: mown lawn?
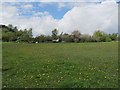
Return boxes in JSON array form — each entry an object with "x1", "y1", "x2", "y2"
[{"x1": 2, "y1": 42, "x2": 118, "y2": 88}]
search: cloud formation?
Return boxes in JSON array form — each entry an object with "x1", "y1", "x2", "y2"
[
  {"x1": 22, "y1": 4, "x2": 33, "y2": 9},
  {"x1": 0, "y1": 0, "x2": 118, "y2": 36}
]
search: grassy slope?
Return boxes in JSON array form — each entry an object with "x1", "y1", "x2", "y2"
[{"x1": 2, "y1": 42, "x2": 118, "y2": 88}]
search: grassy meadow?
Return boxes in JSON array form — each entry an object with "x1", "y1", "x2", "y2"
[{"x1": 2, "y1": 42, "x2": 118, "y2": 88}]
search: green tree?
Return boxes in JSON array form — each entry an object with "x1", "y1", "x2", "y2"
[
  {"x1": 19, "y1": 29, "x2": 30, "y2": 42},
  {"x1": 8, "y1": 24, "x2": 13, "y2": 29},
  {"x1": 109, "y1": 33, "x2": 118, "y2": 41},
  {"x1": 28, "y1": 28, "x2": 33, "y2": 38},
  {"x1": 52, "y1": 29, "x2": 58, "y2": 40},
  {"x1": 34, "y1": 35, "x2": 46, "y2": 43},
  {"x1": 93, "y1": 30, "x2": 105, "y2": 42}
]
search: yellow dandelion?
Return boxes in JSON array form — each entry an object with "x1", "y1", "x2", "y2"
[
  {"x1": 37, "y1": 84, "x2": 39, "y2": 86},
  {"x1": 31, "y1": 76, "x2": 33, "y2": 79},
  {"x1": 61, "y1": 77, "x2": 63, "y2": 79},
  {"x1": 43, "y1": 73, "x2": 45, "y2": 76},
  {"x1": 105, "y1": 76, "x2": 107, "y2": 79}
]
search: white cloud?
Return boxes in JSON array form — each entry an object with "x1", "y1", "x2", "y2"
[
  {"x1": 58, "y1": 3, "x2": 66, "y2": 8},
  {"x1": 0, "y1": 1, "x2": 118, "y2": 37},
  {"x1": 57, "y1": 1, "x2": 118, "y2": 35},
  {"x1": 34, "y1": 11, "x2": 49, "y2": 16},
  {"x1": 22, "y1": 4, "x2": 33, "y2": 9}
]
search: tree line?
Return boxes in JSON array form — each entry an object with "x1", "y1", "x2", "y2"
[{"x1": 0, "y1": 24, "x2": 119, "y2": 43}]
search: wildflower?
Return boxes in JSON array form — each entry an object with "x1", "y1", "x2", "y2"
[
  {"x1": 79, "y1": 73, "x2": 81, "y2": 75},
  {"x1": 61, "y1": 77, "x2": 63, "y2": 79},
  {"x1": 24, "y1": 75, "x2": 26, "y2": 78},
  {"x1": 105, "y1": 76, "x2": 107, "y2": 79},
  {"x1": 43, "y1": 73, "x2": 45, "y2": 76},
  {"x1": 48, "y1": 76, "x2": 50, "y2": 78},
  {"x1": 31, "y1": 76, "x2": 33, "y2": 79}
]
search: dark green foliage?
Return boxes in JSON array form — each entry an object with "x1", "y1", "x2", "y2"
[
  {"x1": 52, "y1": 29, "x2": 58, "y2": 40},
  {"x1": 34, "y1": 35, "x2": 52, "y2": 43},
  {"x1": 0, "y1": 24, "x2": 118, "y2": 43},
  {"x1": 93, "y1": 30, "x2": 116, "y2": 42},
  {"x1": 1, "y1": 25, "x2": 33, "y2": 42},
  {"x1": 108, "y1": 33, "x2": 118, "y2": 41}
]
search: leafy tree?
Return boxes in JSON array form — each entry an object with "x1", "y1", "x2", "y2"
[
  {"x1": 8, "y1": 24, "x2": 13, "y2": 29},
  {"x1": 34, "y1": 35, "x2": 46, "y2": 43},
  {"x1": 109, "y1": 33, "x2": 118, "y2": 41},
  {"x1": 19, "y1": 29, "x2": 29, "y2": 42},
  {"x1": 28, "y1": 28, "x2": 33, "y2": 38},
  {"x1": 80, "y1": 34, "x2": 91, "y2": 42},
  {"x1": 2, "y1": 32, "x2": 9, "y2": 42},
  {"x1": 7, "y1": 32, "x2": 16, "y2": 41},
  {"x1": 71, "y1": 30, "x2": 81, "y2": 42},
  {"x1": 44, "y1": 36, "x2": 52, "y2": 42},
  {"x1": 71, "y1": 30, "x2": 81, "y2": 37},
  {"x1": 52, "y1": 29, "x2": 58, "y2": 40},
  {"x1": 105, "y1": 37, "x2": 112, "y2": 42},
  {"x1": 93, "y1": 30, "x2": 105, "y2": 42}
]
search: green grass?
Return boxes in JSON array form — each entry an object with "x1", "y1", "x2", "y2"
[{"x1": 2, "y1": 42, "x2": 118, "y2": 88}]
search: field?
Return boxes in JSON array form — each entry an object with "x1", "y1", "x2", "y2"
[{"x1": 2, "y1": 42, "x2": 118, "y2": 88}]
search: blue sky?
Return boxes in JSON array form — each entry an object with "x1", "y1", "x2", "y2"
[{"x1": 5, "y1": 2, "x2": 73, "y2": 19}]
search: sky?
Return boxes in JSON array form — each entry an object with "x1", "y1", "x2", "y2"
[{"x1": 0, "y1": 0, "x2": 119, "y2": 36}]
